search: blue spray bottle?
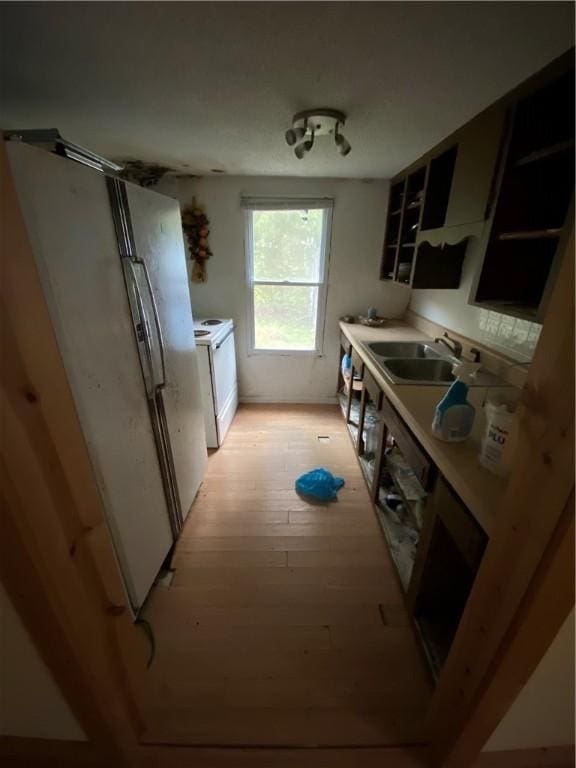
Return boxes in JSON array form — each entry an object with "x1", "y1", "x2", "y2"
[{"x1": 432, "y1": 363, "x2": 479, "y2": 442}]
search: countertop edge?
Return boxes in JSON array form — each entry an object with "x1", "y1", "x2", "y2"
[{"x1": 340, "y1": 320, "x2": 508, "y2": 536}]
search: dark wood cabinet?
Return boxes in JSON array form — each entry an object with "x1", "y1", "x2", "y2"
[
  {"x1": 412, "y1": 477, "x2": 487, "y2": 677},
  {"x1": 381, "y1": 168, "x2": 428, "y2": 284},
  {"x1": 471, "y1": 66, "x2": 575, "y2": 321},
  {"x1": 380, "y1": 107, "x2": 506, "y2": 289},
  {"x1": 336, "y1": 339, "x2": 488, "y2": 680},
  {"x1": 380, "y1": 49, "x2": 574, "y2": 306},
  {"x1": 421, "y1": 146, "x2": 458, "y2": 231}
]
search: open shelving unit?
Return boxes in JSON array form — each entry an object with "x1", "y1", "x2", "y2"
[
  {"x1": 473, "y1": 68, "x2": 575, "y2": 321},
  {"x1": 380, "y1": 145, "x2": 464, "y2": 288},
  {"x1": 373, "y1": 439, "x2": 428, "y2": 591},
  {"x1": 381, "y1": 167, "x2": 428, "y2": 284}
]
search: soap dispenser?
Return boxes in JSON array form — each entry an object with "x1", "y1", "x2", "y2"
[{"x1": 432, "y1": 363, "x2": 479, "y2": 442}]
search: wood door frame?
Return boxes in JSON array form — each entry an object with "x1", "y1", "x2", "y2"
[
  {"x1": 425, "y1": 227, "x2": 575, "y2": 765},
  {"x1": 1, "y1": 139, "x2": 573, "y2": 766}
]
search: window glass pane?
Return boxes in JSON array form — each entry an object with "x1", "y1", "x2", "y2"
[
  {"x1": 252, "y1": 209, "x2": 324, "y2": 282},
  {"x1": 254, "y1": 285, "x2": 318, "y2": 350}
]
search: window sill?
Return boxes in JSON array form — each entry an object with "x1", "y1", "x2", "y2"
[{"x1": 248, "y1": 349, "x2": 324, "y2": 357}]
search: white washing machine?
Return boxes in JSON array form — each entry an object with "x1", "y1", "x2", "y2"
[{"x1": 193, "y1": 318, "x2": 238, "y2": 448}]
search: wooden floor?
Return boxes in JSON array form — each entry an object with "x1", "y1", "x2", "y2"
[{"x1": 140, "y1": 404, "x2": 433, "y2": 747}]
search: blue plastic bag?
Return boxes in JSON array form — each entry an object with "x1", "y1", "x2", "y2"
[{"x1": 295, "y1": 467, "x2": 345, "y2": 502}]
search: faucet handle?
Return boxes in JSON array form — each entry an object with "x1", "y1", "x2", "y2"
[{"x1": 469, "y1": 347, "x2": 481, "y2": 363}]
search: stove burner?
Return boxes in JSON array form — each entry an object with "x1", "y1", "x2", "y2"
[
  {"x1": 194, "y1": 330, "x2": 210, "y2": 337},
  {"x1": 202, "y1": 319, "x2": 222, "y2": 326}
]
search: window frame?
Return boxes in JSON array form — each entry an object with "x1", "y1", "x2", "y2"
[{"x1": 244, "y1": 199, "x2": 333, "y2": 356}]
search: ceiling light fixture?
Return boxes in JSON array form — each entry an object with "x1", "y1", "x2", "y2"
[
  {"x1": 285, "y1": 109, "x2": 351, "y2": 159},
  {"x1": 285, "y1": 121, "x2": 307, "y2": 146},
  {"x1": 294, "y1": 129, "x2": 315, "y2": 159},
  {"x1": 334, "y1": 123, "x2": 351, "y2": 157}
]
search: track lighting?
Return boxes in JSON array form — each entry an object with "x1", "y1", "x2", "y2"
[
  {"x1": 294, "y1": 130, "x2": 315, "y2": 159},
  {"x1": 285, "y1": 124, "x2": 307, "y2": 146},
  {"x1": 284, "y1": 109, "x2": 351, "y2": 159},
  {"x1": 334, "y1": 123, "x2": 351, "y2": 156}
]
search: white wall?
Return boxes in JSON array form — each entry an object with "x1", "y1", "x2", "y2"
[
  {"x1": 484, "y1": 609, "x2": 575, "y2": 751},
  {"x1": 0, "y1": 582, "x2": 86, "y2": 741},
  {"x1": 163, "y1": 176, "x2": 410, "y2": 402},
  {"x1": 409, "y1": 228, "x2": 542, "y2": 362}
]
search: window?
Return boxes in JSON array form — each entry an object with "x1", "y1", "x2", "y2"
[{"x1": 243, "y1": 198, "x2": 333, "y2": 354}]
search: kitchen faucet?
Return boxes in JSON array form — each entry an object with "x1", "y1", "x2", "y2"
[{"x1": 435, "y1": 332, "x2": 463, "y2": 359}]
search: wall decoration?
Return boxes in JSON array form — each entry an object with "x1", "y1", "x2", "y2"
[{"x1": 182, "y1": 198, "x2": 212, "y2": 282}]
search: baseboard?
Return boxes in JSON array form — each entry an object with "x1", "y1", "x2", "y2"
[
  {"x1": 474, "y1": 745, "x2": 575, "y2": 767},
  {"x1": 239, "y1": 396, "x2": 338, "y2": 405},
  {"x1": 0, "y1": 736, "x2": 101, "y2": 766},
  {"x1": 0, "y1": 737, "x2": 429, "y2": 767}
]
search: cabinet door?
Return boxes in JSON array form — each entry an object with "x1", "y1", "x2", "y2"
[
  {"x1": 444, "y1": 106, "x2": 507, "y2": 228},
  {"x1": 411, "y1": 476, "x2": 488, "y2": 675},
  {"x1": 357, "y1": 369, "x2": 383, "y2": 459}
]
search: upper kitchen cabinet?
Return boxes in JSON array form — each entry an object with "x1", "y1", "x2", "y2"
[
  {"x1": 440, "y1": 108, "x2": 507, "y2": 230},
  {"x1": 380, "y1": 50, "x2": 575, "y2": 299},
  {"x1": 381, "y1": 168, "x2": 427, "y2": 283},
  {"x1": 380, "y1": 103, "x2": 506, "y2": 289},
  {"x1": 470, "y1": 66, "x2": 575, "y2": 321}
]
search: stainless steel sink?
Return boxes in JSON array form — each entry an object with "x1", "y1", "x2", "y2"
[
  {"x1": 364, "y1": 338, "x2": 509, "y2": 386},
  {"x1": 382, "y1": 358, "x2": 456, "y2": 385},
  {"x1": 367, "y1": 341, "x2": 441, "y2": 359}
]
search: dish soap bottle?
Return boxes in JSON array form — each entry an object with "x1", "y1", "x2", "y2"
[{"x1": 432, "y1": 363, "x2": 479, "y2": 442}]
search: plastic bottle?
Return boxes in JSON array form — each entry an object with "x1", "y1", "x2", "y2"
[
  {"x1": 479, "y1": 393, "x2": 518, "y2": 476},
  {"x1": 432, "y1": 363, "x2": 479, "y2": 442},
  {"x1": 341, "y1": 353, "x2": 352, "y2": 379}
]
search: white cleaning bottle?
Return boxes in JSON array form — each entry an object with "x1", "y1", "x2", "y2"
[{"x1": 432, "y1": 363, "x2": 479, "y2": 442}]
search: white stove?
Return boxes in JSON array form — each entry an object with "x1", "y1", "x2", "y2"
[
  {"x1": 193, "y1": 317, "x2": 234, "y2": 347},
  {"x1": 193, "y1": 318, "x2": 238, "y2": 447}
]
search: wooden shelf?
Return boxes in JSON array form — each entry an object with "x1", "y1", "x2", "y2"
[
  {"x1": 401, "y1": 242, "x2": 416, "y2": 248},
  {"x1": 343, "y1": 375, "x2": 363, "y2": 393},
  {"x1": 474, "y1": 65, "x2": 574, "y2": 321},
  {"x1": 389, "y1": 208, "x2": 402, "y2": 216},
  {"x1": 515, "y1": 139, "x2": 574, "y2": 167},
  {"x1": 497, "y1": 229, "x2": 562, "y2": 241},
  {"x1": 406, "y1": 201, "x2": 422, "y2": 210}
]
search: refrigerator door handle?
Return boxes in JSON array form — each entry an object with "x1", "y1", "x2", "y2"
[
  {"x1": 125, "y1": 259, "x2": 155, "y2": 399},
  {"x1": 132, "y1": 256, "x2": 167, "y2": 392}
]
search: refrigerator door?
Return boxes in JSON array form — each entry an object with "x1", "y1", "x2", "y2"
[
  {"x1": 124, "y1": 182, "x2": 208, "y2": 523},
  {"x1": 6, "y1": 142, "x2": 174, "y2": 611}
]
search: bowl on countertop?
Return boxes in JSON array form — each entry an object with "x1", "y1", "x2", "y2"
[{"x1": 358, "y1": 315, "x2": 389, "y2": 328}]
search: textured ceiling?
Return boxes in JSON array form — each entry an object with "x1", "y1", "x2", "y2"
[{"x1": 0, "y1": 2, "x2": 573, "y2": 178}]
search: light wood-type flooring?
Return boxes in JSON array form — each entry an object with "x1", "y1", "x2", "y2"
[{"x1": 140, "y1": 405, "x2": 433, "y2": 747}]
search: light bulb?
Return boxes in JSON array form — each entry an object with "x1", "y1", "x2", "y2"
[
  {"x1": 294, "y1": 141, "x2": 311, "y2": 159},
  {"x1": 335, "y1": 124, "x2": 351, "y2": 156},
  {"x1": 285, "y1": 128, "x2": 297, "y2": 146},
  {"x1": 294, "y1": 131, "x2": 315, "y2": 159},
  {"x1": 285, "y1": 125, "x2": 306, "y2": 147}
]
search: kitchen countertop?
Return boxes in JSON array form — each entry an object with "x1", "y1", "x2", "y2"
[{"x1": 340, "y1": 320, "x2": 512, "y2": 535}]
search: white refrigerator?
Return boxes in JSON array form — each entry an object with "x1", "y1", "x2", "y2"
[{"x1": 7, "y1": 140, "x2": 208, "y2": 613}]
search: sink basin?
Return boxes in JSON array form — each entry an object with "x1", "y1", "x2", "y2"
[
  {"x1": 364, "y1": 338, "x2": 510, "y2": 387},
  {"x1": 368, "y1": 341, "x2": 440, "y2": 359},
  {"x1": 382, "y1": 358, "x2": 456, "y2": 385}
]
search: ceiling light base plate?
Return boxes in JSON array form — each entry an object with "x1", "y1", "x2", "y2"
[{"x1": 292, "y1": 109, "x2": 346, "y2": 136}]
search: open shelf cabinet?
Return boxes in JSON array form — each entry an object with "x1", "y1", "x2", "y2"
[
  {"x1": 471, "y1": 66, "x2": 575, "y2": 321},
  {"x1": 381, "y1": 167, "x2": 429, "y2": 284},
  {"x1": 380, "y1": 145, "x2": 463, "y2": 288}
]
